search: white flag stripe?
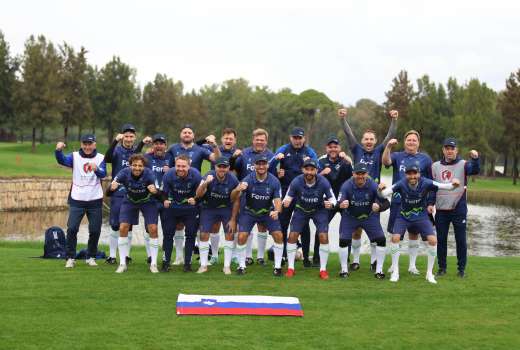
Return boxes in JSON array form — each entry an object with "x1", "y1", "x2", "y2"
[{"x1": 178, "y1": 293, "x2": 300, "y2": 304}]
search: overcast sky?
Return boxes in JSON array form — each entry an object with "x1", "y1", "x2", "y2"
[{"x1": 2, "y1": 0, "x2": 519, "y2": 105}]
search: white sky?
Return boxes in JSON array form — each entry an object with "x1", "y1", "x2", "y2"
[{"x1": 1, "y1": 0, "x2": 519, "y2": 105}]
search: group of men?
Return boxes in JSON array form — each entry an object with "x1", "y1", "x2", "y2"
[{"x1": 55, "y1": 107, "x2": 479, "y2": 283}]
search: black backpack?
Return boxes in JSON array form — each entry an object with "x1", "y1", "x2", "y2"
[{"x1": 43, "y1": 226, "x2": 67, "y2": 259}]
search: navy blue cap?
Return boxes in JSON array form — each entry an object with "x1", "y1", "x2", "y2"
[
  {"x1": 254, "y1": 154, "x2": 269, "y2": 164},
  {"x1": 80, "y1": 134, "x2": 96, "y2": 143},
  {"x1": 215, "y1": 157, "x2": 230, "y2": 167},
  {"x1": 404, "y1": 161, "x2": 420, "y2": 173},
  {"x1": 303, "y1": 158, "x2": 318, "y2": 168},
  {"x1": 443, "y1": 137, "x2": 457, "y2": 147},
  {"x1": 152, "y1": 133, "x2": 167, "y2": 143},
  {"x1": 181, "y1": 124, "x2": 194, "y2": 131},
  {"x1": 327, "y1": 135, "x2": 340, "y2": 144},
  {"x1": 353, "y1": 163, "x2": 368, "y2": 173},
  {"x1": 121, "y1": 123, "x2": 136, "y2": 133},
  {"x1": 291, "y1": 127, "x2": 305, "y2": 137}
]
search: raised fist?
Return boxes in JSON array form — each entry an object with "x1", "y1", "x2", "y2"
[
  {"x1": 115, "y1": 134, "x2": 124, "y2": 142},
  {"x1": 275, "y1": 153, "x2": 285, "y2": 160},
  {"x1": 372, "y1": 203, "x2": 380, "y2": 212},
  {"x1": 339, "y1": 200, "x2": 349, "y2": 209},
  {"x1": 232, "y1": 149, "x2": 242, "y2": 158},
  {"x1": 56, "y1": 142, "x2": 66, "y2": 151},
  {"x1": 337, "y1": 108, "x2": 348, "y2": 118},
  {"x1": 469, "y1": 150, "x2": 478, "y2": 159},
  {"x1": 205, "y1": 174, "x2": 214, "y2": 184},
  {"x1": 143, "y1": 136, "x2": 153, "y2": 145},
  {"x1": 238, "y1": 182, "x2": 248, "y2": 192},
  {"x1": 389, "y1": 110, "x2": 399, "y2": 119},
  {"x1": 321, "y1": 167, "x2": 332, "y2": 175},
  {"x1": 387, "y1": 139, "x2": 398, "y2": 148}
]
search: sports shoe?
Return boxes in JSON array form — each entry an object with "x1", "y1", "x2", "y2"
[
  {"x1": 115, "y1": 264, "x2": 127, "y2": 273},
  {"x1": 105, "y1": 257, "x2": 117, "y2": 265},
  {"x1": 256, "y1": 258, "x2": 266, "y2": 266},
  {"x1": 390, "y1": 271, "x2": 399, "y2": 282},
  {"x1": 197, "y1": 266, "x2": 208, "y2": 274},
  {"x1": 285, "y1": 268, "x2": 295, "y2": 278},
  {"x1": 273, "y1": 268, "x2": 282, "y2": 277},
  {"x1": 350, "y1": 263, "x2": 360, "y2": 271},
  {"x1": 303, "y1": 259, "x2": 312, "y2": 268},
  {"x1": 236, "y1": 267, "x2": 246, "y2": 275},
  {"x1": 85, "y1": 258, "x2": 97, "y2": 267},
  {"x1": 183, "y1": 264, "x2": 192, "y2": 272},
  {"x1": 436, "y1": 268, "x2": 447, "y2": 276},
  {"x1": 408, "y1": 267, "x2": 420, "y2": 275},
  {"x1": 222, "y1": 266, "x2": 232, "y2": 275},
  {"x1": 125, "y1": 256, "x2": 132, "y2": 265},
  {"x1": 209, "y1": 256, "x2": 218, "y2": 266},
  {"x1": 339, "y1": 270, "x2": 350, "y2": 278},
  {"x1": 146, "y1": 256, "x2": 152, "y2": 265},
  {"x1": 426, "y1": 273, "x2": 437, "y2": 284},
  {"x1": 370, "y1": 261, "x2": 377, "y2": 272},
  {"x1": 457, "y1": 270, "x2": 465, "y2": 278},
  {"x1": 65, "y1": 258, "x2": 75, "y2": 268},
  {"x1": 150, "y1": 264, "x2": 159, "y2": 273},
  {"x1": 173, "y1": 257, "x2": 184, "y2": 266},
  {"x1": 375, "y1": 272, "x2": 386, "y2": 280},
  {"x1": 319, "y1": 270, "x2": 329, "y2": 280},
  {"x1": 161, "y1": 261, "x2": 170, "y2": 272},
  {"x1": 245, "y1": 257, "x2": 254, "y2": 266}
]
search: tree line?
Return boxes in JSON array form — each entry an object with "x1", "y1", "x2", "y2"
[{"x1": 0, "y1": 31, "x2": 519, "y2": 183}]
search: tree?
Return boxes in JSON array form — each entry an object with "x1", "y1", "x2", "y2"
[
  {"x1": 0, "y1": 30, "x2": 19, "y2": 139},
  {"x1": 384, "y1": 70, "x2": 414, "y2": 137},
  {"x1": 499, "y1": 69, "x2": 520, "y2": 184}
]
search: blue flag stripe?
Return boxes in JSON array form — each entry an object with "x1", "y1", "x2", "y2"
[{"x1": 176, "y1": 301, "x2": 302, "y2": 310}]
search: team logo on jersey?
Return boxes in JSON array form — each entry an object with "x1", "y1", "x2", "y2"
[
  {"x1": 441, "y1": 170, "x2": 452, "y2": 181},
  {"x1": 83, "y1": 163, "x2": 93, "y2": 173}
]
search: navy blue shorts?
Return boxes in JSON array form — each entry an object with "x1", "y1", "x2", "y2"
[
  {"x1": 162, "y1": 207, "x2": 200, "y2": 237},
  {"x1": 339, "y1": 213, "x2": 384, "y2": 241},
  {"x1": 119, "y1": 199, "x2": 158, "y2": 226},
  {"x1": 109, "y1": 195, "x2": 125, "y2": 228},
  {"x1": 290, "y1": 209, "x2": 329, "y2": 234},
  {"x1": 387, "y1": 201, "x2": 400, "y2": 234},
  {"x1": 200, "y1": 207, "x2": 232, "y2": 233},
  {"x1": 392, "y1": 216, "x2": 435, "y2": 239},
  {"x1": 238, "y1": 211, "x2": 281, "y2": 234}
]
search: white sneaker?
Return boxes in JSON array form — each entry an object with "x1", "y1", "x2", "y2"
[
  {"x1": 222, "y1": 266, "x2": 232, "y2": 275},
  {"x1": 85, "y1": 258, "x2": 98, "y2": 267},
  {"x1": 65, "y1": 258, "x2": 75, "y2": 268},
  {"x1": 197, "y1": 266, "x2": 208, "y2": 274},
  {"x1": 115, "y1": 264, "x2": 127, "y2": 273},
  {"x1": 387, "y1": 265, "x2": 394, "y2": 273},
  {"x1": 150, "y1": 264, "x2": 159, "y2": 274},
  {"x1": 408, "y1": 267, "x2": 420, "y2": 275},
  {"x1": 426, "y1": 273, "x2": 437, "y2": 284},
  {"x1": 173, "y1": 257, "x2": 184, "y2": 266},
  {"x1": 390, "y1": 271, "x2": 400, "y2": 282}
]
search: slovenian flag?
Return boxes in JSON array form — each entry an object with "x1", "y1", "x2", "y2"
[{"x1": 176, "y1": 294, "x2": 304, "y2": 317}]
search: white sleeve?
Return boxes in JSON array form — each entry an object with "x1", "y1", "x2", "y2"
[
  {"x1": 433, "y1": 181, "x2": 455, "y2": 190},
  {"x1": 326, "y1": 189, "x2": 337, "y2": 206},
  {"x1": 380, "y1": 186, "x2": 394, "y2": 198}
]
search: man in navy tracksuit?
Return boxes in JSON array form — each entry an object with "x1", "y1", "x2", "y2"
[
  {"x1": 432, "y1": 138, "x2": 480, "y2": 278},
  {"x1": 269, "y1": 127, "x2": 319, "y2": 266}
]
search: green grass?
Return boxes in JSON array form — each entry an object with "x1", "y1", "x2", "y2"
[{"x1": 1, "y1": 241, "x2": 519, "y2": 349}]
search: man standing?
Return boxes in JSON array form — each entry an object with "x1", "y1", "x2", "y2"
[
  {"x1": 432, "y1": 138, "x2": 480, "y2": 278},
  {"x1": 55, "y1": 135, "x2": 106, "y2": 268}
]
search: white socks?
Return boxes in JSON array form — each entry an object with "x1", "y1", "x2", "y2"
[
  {"x1": 232, "y1": 234, "x2": 238, "y2": 260},
  {"x1": 287, "y1": 243, "x2": 297, "y2": 270},
  {"x1": 223, "y1": 240, "x2": 234, "y2": 268},
  {"x1": 427, "y1": 244, "x2": 437, "y2": 276},
  {"x1": 351, "y1": 239, "x2": 361, "y2": 264},
  {"x1": 376, "y1": 246, "x2": 386, "y2": 274},
  {"x1": 118, "y1": 237, "x2": 129, "y2": 266},
  {"x1": 127, "y1": 231, "x2": 133, "y2": 257},
  {"x1": 390, "y1": 242, "x2": 400, "y2": 274},
  {"x1": 273, "y1": 242, "x2": 283, "y2": 269},
  {"x1": 409, "y1": 240, "x2": 419, "y2": 269},
  {"x1": 109, "y1": 230, "x2": 119, "y2": 258},
  {"x1": 237, "y1": 243, "x2": 247, "y2": 268},
  {"x1": 246, "y1": 233, "x2": 253, "y2": 259},
  {"x1": 143, "y1": 231, "x2": 151, "y2": 258},
  {"x1": 370, "y1": 242, "x2": 377, "y2": 264},
  {"x1": 174, "y1": 229, "x2": 185, "y2": 261},
  {"x1": 319, "y1": 244, "x2": 329, "y2": 271},
  {"x1": 257, "y1": 231, "x2": 268, "y2": 259},
  {"x1": 210, "y1": 233, "x2": 220, "y2": 260},
  {"x1": 149, "y1": 238, "x2": 158, "y2": 266},
  {"x1": 199, "y1": 241, "x2": 210, "y2": 267},
  {"x1": 339, "y1": 246, "x2": 349, "y2": 273}
]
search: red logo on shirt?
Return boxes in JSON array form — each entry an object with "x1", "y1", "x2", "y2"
[
  {"x1": 441, "y1": 170, "x2": 452, "y2": 181},
  {"x1": 83, "y1": 163, "x2": 93, "y2": 173}
]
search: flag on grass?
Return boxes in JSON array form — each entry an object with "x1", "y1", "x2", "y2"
[{"x1": 176, "y1": 293, "x2": 304, "y2": 317}]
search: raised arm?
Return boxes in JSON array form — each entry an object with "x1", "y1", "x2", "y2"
[
  {"x1": 338, "y1": 108, "x2": 358, "y2": 149},
  {"x1": 104, "y1": 135, "x2": 122, "y2": 163},
  {"x1": 466, "y1": 150, "x2": 480, "y2": 176},
  {"x1": 382, "y1": 139, "x2": 398, "y2": 166},
  {"x1": 381, "y1": 110, "x2": 399, "y2": 146},
  {"x1": 55, "y1": 142, "x2": 73, "y2": 168}
]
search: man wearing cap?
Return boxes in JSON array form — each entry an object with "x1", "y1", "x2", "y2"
[
  {"x1": 55, "y1": 134, "x2": 106, "y2": 268},
  {"x1": 144, "y1": 133, "x2": 171, "y2": 264},
  {"x1": 283, "y1": 159, "x2": 336, "y2": 280},
  {"x1": 432, "y1": 138, "x2": 480, "y2": 278},
  {"x1": 379, "y1": 161, "x2": 460, "y2": 283},
  {"x1": 315, "y1": 135, "x2": 353, "y2": 266},
  {"x1": 338, "y1": 108, "x2": 398, "y2": 271},
  {"x1": 104, "y1": 124, "x2": 152, "y2": 265},
  {"x1": 382, "y1": 130, "x2": 434, "y2": 275},
  {"x1": 269, "y1": 127, "x2": 319, "y2": 267},
  {"x1": 195, "y1": 157, "x2": 240, "y2": 274},
  {"x1": 231, "y1": 154, "x2": 284, "y2": 276},
  {"x1": 337, "y1": 163, "x2": 389, "y2": 279}
]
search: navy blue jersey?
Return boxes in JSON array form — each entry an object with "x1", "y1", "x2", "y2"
[
  {"x1": 269, "y1": 144, "x2": 319, "y2": 189},
  {"x1": 201, "y1": 170, "x2": 239, "y2": 209},
  {"x1": 286, "y1": 174, "x2": 335, "y2": 214},
  {"x1": 241, "y1": 172, "x2": 282, "y2": 216},
  {"x1": 162, "y1": 168, "x2": 202, "y2": 209},
  {"x1": 391, "y1": 177, "x2": 439, "y2": 222},
  {"x1": 234, "y1": 147, "x2": 275, "y2": 180},
  {"x1": 205, "y1": 145, "x2": 237, "y2": 170},
  {"x1": 351, "y1": 143, "x2": 385, "y2": 183},
  {"x1": 114, "y1": 167, "x2": 155, "y2": 204},
  {"x1": 338, "y1": 178, "x2": 381, "y2": 220},
  {"x1": 388, "y1": 151, "x2": 433, "y2": 204},
  {"x1": 144, "y1": 153, "x2": 170, "y2": 189},
  {"x1": 318, "y1": 155, "x2": 353, "y2": 196},
  {"x1": 107, "y1": 144, "x2": 140, "y2": 179},
  {"x1": 166, "y1": 143, "x2": 212, "y2": 171}
]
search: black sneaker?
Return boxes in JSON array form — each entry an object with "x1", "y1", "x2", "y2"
[
  {"x1": 146, "y1": 256, "x2": 152, "y2": 265},
  {"x1": 375, "y1": 272, "x2": 386, "y2": 279},
  {"x1": 245, "y1": 257, "x2": 254, "y2": 266},
  {"x1": 183, "y1": 264, "x2": 192, "y2": 272},
  {"x1": 370, "y1": 262, "x2": 377, "y2": 272},
  {"x1": 339, "y1": 271, "x2": 350, "y2": 278},
  {"x1": 273, "y1": 268, "x2": 282, "y2": 277},
  {"x1": 237, "y1": 267, "x2": 246, "y2": 275},
  {"x1": 350, "y1": 263, "x2": 360, "y2": 271},
  {"x1": 105, "y1": 257, "x2": 117, "y2": 265},
  {"x1": 457, "y1": 270, "x2": 465, "y2": 278},
  {"x1": 303, "y1": 259, "x2": 312, "y2": 268},
  {"x1": 161, "y1": 261, "x2": 170, "y2": 272},
  {"x1": 125, "y1": 256, "x2": 132, "y2": 265},
  {"x1": 436, "y1": 268, "x2": 447, "y2": 277},
  {"x1": 256, "y1": 258, "x2": 266, "y2": 266},
  {"x1": 312, "y1": 259, "x2": 320, "y2": 268}
]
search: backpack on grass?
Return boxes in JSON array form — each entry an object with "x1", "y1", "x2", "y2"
[{"x1": 43, "y1": 226, "x2": 67, "y2": 259}]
